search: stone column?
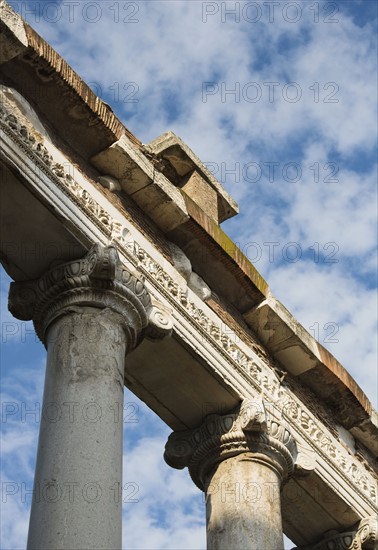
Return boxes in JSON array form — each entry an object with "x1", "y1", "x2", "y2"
[
  {"x1": 164, "y1": 399, "x2": 298, "y2": 550},
  {"x1": 8, "y1": 244, "x2": 172, "y2": 550}
]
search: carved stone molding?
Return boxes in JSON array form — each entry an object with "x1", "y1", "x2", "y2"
[
  {"x1": 293, "y1": 516, "x2": 378, "y2": 550},
  {"x1": 8, "y1": 243, "x2": 172, "y2": 347},
  {"x1": 1, "y1": 92, "x2": 377, "y2": 506},
  {"x1": 164, "y1": 398, "x2": 301, "y2": 490}
]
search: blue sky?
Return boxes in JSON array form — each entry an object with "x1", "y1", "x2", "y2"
[{"x1": 1, "y1": 1, "x2": 377, "y2": 548}]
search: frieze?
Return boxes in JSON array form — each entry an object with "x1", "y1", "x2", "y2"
[{"x1": 0, "y1": 94, "x2": 376, "y2": 507}]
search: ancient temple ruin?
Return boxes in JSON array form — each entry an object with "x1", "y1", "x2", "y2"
[{"x1": 1, "y1": 1, "x2": 377, "y2": 548}]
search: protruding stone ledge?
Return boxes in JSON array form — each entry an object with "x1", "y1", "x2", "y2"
[
  {"x1": 3, "y1": 0, "x2": 375, "y2": 466},
  {"x1": 145, "y1": 131, "x2": 239, "y2": 223},
  {"x1": 0, "y1": 0, "x2": 139, "y2": 158},
  {"x1": 244, "y1": 292, "x2": 378, "y2": 456},
  {"x1": 8, "y1": 243, "x2": 173, "y2": 347},
  {"x1": 292, "y1": 516, "x2": 378, "y2": 550},
  {"x1": 0, "y1": 0, "x2": 28, "y2": 63},
  {"x1": 91, "y1": 135, "x2": 189, "y2": 233},
  {"x1": 164, "y1": 398, "x2": 303, "y2": 490}
]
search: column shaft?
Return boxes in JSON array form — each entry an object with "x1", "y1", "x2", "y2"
[
  {"x1": 8, "y1": 244, "x2": 170, "y2": 549},
  {"x1": 27, "y1": 308, "x2": 127, "y2": 550},
  {"x1": 164, "y1": 400, "x2": 299, "y2": 550},
  {"x1": 206, "y1": 454, "x2": 284, "y2": 550}
]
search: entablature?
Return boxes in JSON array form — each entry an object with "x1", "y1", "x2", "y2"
[
  {"x1": 1, "y1": 4, "x2": 377, "y2": 545},
  {"x1": 0, "y1": 85, "x2": 377, "y2": 547},
  {"x1": 1, "y1": 0, "x2": 375, "y2": 455}
]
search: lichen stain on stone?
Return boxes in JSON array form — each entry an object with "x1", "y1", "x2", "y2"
[{"x1": 184, "y1": 194, "x2": 269, "y2": 298}]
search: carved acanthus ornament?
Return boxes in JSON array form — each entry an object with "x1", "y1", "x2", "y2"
[
  {"x1": 8, "y1": 244, "x2": 173, "y2": 347},
  {"x1": 293, "y1": 516, "x2": 378, "y2": 550},
  {"x1": 164, "y1": 398, "x2": 308, "y2": 490}
]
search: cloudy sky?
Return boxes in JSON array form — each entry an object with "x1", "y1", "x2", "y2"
[{"x1": 1, "y1": 1, "x2": 377, "y2": 548}]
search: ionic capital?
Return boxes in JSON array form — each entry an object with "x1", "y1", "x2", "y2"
[
  {"x1": 144, "y1": 299, "x2": 174, "y2": 341},
  {"x1": 292, "y1": 516, "x2": 378, "y2": 550},
  {"x1": 8, "y1": 243, "x2": 173, "y2": 348},
  {"x1": 164, "y1": 398, "x2": 298, "y2": 490}
]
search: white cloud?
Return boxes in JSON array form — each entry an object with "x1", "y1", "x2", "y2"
[
  {"x1": 0, "y1": 484, "x2": 31, "y2": 550},
  {"x1": 122, "y1": 429, "x2": 206, "y2": 549},
  {"x1": 267, "y1": 262, "x2": 378, "y2": 403}
]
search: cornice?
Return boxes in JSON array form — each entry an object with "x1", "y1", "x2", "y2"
[
  {"x1": 0, "y1": 97, "x2": 377, "y2": 514},
  {"x1": 0, "y1": 0, "x2": 140, "y2": 154},
  {"x1": 1, "y1": 0, "x2": 376, "y2": 450}
]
